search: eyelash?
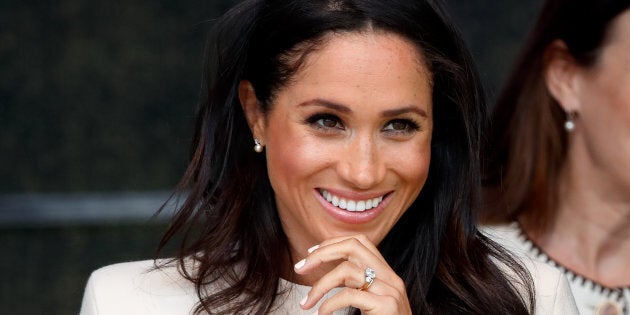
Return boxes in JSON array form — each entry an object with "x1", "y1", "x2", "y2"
[
  {"x1": 304, "y1": 113, "x2": 421, "y2": 135},
  {"x1": 306, "y1": 113, "x2": 344, "y2": 132},
  {"x1": 383, "y1": 119, "x2": 421, "y2": 135}
]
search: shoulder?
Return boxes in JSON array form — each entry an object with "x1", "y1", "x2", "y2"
[
  {"x1": 480, "y1": 222, "x2": 527, "y2": 252},
  {"x1": 481, "y1": 223, "x2": 578, "y2": 314},
  {"x1": 525, "y1": 259, "x2": 579, "y2": 314},
  {"x1": 481, "y1": 222, "x2": 542, "y2": 264},
  {"x1": 79, "y1": 260, "x2": 199, "y2": 315}
]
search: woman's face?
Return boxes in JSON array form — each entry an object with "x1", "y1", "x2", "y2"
[
  {"x1": 244, "y1": 31, "x2": 433, "y2": 257},
  {"x1": 570, "y1": 9, "x2": 630, "y2": 194}
]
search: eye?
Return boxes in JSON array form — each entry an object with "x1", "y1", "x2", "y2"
[
  {"x1": 306, "y1": 113, "x2": 345, "y2": 131},
  {"x1": 382, "y1": 119, "x2": 420, "y2": 134}
]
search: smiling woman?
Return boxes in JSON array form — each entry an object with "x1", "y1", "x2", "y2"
[
  {"x1": 79, "y1": 0, "x2": 577, "y2": 314},
  {"x1": 240, "y1": 32, "x2": 433, "y2": 259}
]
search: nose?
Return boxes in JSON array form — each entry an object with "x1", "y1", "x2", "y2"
[{"x1": 337, "y1": 134, "x2": 386, "y2": 189}]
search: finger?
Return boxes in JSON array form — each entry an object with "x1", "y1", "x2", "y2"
[
  {"x1": 296, "y1": 237, "x2": 377, "y2": 271},
  {"x1": 316, "y1": 287, "x2": 410, "y2": 315},
  {"x1": 293, "y1": 234, "x2": 407, "y2": 312},
  {"x1": 312, "y1": 234, "x2": 386, "y2": 263},
  {"x1": 300, "y1": 260, "x2": 396, "y2": 309},
  {"x1": 295, "y1": 237, "x2": 394, "y2": 284}
]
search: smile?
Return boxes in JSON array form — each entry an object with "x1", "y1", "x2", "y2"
[{"x1": 319, "y1": 189, "x2": 384, "y2": 212}]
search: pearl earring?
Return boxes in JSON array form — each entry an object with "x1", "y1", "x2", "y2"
[
  {"x1": 253, "y1": 138, "x2": 264, "y2": 153},
  {"x1": 564, "y1": 111, "x2": 576, "y2": 132}
]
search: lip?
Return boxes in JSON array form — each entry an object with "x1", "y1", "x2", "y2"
[{"x1": 314, "y1": 188, "x2": 392, "y2": 224}]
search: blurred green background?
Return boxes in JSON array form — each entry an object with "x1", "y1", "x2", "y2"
[{"x1": 0, "y1": 0, "x2": 542, "y2": 314}]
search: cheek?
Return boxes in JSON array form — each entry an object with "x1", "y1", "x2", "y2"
[
  {"x1": 264, "y1": 127, "x2": 326, "y2": 195},
  {"x1": 390, "y1": 139, "x2": 432, "y2": 192},
  {"x1": 580, "y1": 74, "x2": 630, "y2": 144},
  {"x1": 610, "y1": 83, "x2": 630, "y2": 119},
  {"x1": 581, "y1": 57, "x2": 630, "y2": 125}
]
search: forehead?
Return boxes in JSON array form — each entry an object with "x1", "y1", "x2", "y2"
[
  {"x1": 289, "y1": 30, "x2": 431, "y2": 87},
  {"x1": 608, "y1": 9, "x2": 630, "y2": 39},
  {"x1": 270, "y1": 30, "x2": 434, "y2": 118}
]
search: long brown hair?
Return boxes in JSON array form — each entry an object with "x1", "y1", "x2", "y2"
[
  {"x1": 482, "y1": 0, "x2": 630, "y2": 230},
  {"x1": 158, "y1": 0, "x2": 534, "y2": 314}
]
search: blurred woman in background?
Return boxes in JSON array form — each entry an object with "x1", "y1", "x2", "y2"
[{"x1": 483, "y1": 0, "x2": 630, "y2": 314}]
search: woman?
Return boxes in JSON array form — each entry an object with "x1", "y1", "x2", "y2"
[
  {"x1": 81, "y1": 0, "x2": 576, "y2": 314},
  {"x1": 483, "y1": 0, "x2": 630, "y2": 314}
]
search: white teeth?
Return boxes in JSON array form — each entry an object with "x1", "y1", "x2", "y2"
[
  {"x1": 325, "y1": 191, "x2": 332, "y2": 202},
  {"x1": 374, "y1": 197, "x2": 381, "y2": 206},
  {"x1": 319, "y1": 189, "x2": 384, "y2": 212},
  {"x1": 347, "y1": 200, "x2": 356, "y2": 211},
  {"x1": 356, "y1": 201, "x2": 366, "y2": 211}
]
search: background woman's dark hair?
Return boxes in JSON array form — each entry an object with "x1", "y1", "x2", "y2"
[
  {"x1": 482, "y1": 0, "x2": 630, "y2": 229},
  {"x1": 158, "y1": 0, "x2": 533, "y2": 313}
]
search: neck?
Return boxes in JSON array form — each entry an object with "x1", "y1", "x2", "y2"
[{"x1": 522, "y1": 151, "x2": 630, "y2": 287}]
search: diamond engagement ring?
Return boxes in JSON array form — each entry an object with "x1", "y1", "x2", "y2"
[{"x1": 359, "y1": 267, "x2": 376, "y2": 291}]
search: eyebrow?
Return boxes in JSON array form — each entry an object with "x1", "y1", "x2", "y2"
[
  {"x1": 381, "y1": 106, "x2": 428, "y2": 118},
  {"x1": 298, "y1": 98, "x2": 428, "y2": 117},
  {"x1": 298, "y1": 99, "x2": 352, "y2": 114}
]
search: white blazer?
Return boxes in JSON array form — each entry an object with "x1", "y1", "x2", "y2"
[{"x1": 80, "y1": 256, "x2": 578, "y2": 314}]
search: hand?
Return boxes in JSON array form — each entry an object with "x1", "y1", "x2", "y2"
[{"x1": 293, "y1": 234, "x2": 412, "y2": 315}]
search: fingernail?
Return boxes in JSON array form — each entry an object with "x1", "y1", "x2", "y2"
[
  {"x1": 300, "y1": 295, "x2": 307, "y2": 306},
  {"x1": 312, "y1": 311, "x2": 318, "y2": 315},
  {"x1": 307, "y1": 244, "x2": 319, "y2": 254},
  {"x1": 294, "y1": 259, "x2": 306, "y2": 270}
]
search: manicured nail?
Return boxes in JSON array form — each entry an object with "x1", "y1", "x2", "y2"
[
  {"x1": 307, "y1": 244, "x2": 319, "y2": 254},
  {"x1": 300, "y1": 295, "x2": 307, "y2": 306},
  {"x1": 294, "y1": 259, "x2": 306, "y2": 270}
]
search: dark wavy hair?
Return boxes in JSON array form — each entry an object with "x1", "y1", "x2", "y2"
[
  {"x1": 482, "y1": 0, "x2": 630, "y2": 229},
  {"x1": 158, "y1": 0, "x2": 534, "y2": 314}
]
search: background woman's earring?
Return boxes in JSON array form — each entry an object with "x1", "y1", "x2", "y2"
[
  {"x1": 254, "y1": 138, "x2": 264, "y2": 153},
  {"x1": 564, "y1": 111, "x2": 576, "y2": 132}
]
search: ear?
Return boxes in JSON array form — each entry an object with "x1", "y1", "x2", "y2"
[
  {"x1": 239, "y1": 80, "x2": 266, "y2": 142},
  {"x1": 543, "y1": 40, "x2": 582, "y2": 112}
]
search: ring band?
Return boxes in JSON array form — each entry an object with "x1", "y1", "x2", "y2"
[{"x1": 359, "y1": 267, "x2": 376, "y2": 291}]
